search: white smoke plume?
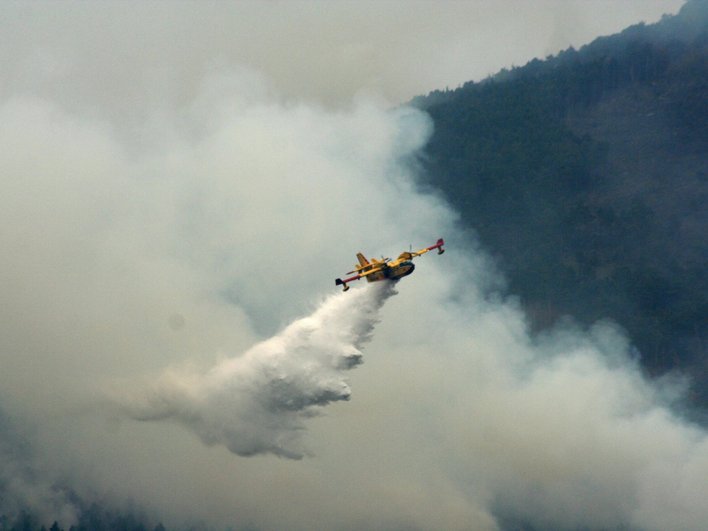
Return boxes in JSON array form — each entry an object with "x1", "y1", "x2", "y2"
[
  {"x1": 0, "y1": 3, "x2": 706, "y2": 530},
  {"x1": 120, "y1": 283, "x2": 396, "y2": 459}
]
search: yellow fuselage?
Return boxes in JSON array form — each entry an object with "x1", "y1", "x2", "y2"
[{"x1": 364, "y1": 261, "x2": 415, "y2": 283}]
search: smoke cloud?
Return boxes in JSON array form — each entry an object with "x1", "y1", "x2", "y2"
[
  {"x1": 120, "y1": 283, "x2": 396, "y2": 459},
  {"x1": 0, "y1": 3, "x2": 706, "y2": 530},
  {"x1": 0, "y1": 411, "x2": 78, "y2": 525}
]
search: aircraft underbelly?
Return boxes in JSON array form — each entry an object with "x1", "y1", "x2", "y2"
[
  {"x1": 364, "y1": 263, "x2": 415, "y2": 282},
  {"x1": 389, "y1": 262, "x2": 415, "y2": 280},
  {"x1": 365, "y1": 271, "x2": 387, "y2": 282}
]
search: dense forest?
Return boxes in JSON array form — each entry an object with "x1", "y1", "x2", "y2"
[{"x1": 414, "y1": 0, "x2": 707, "y2": 407}]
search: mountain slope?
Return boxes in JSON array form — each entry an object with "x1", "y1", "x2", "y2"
[{"x1": 414, "y1": 0, "x2": 708, "y2": 405}]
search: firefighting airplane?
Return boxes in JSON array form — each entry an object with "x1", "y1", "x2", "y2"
[{"x1": 335, "y1": 238, "x2": 445, "y2": 291}]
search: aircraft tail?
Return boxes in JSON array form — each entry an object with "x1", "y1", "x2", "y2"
[{"x1": 356, "y1": 253, "x2": 370, "y2": 267}]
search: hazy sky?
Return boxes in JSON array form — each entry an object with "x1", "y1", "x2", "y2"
[
  {"x1": 1, "y1": 0, "x2": 684, "y2": 109},
  {"x1": 2, "y1": 2, "x2": 705, "y2": 531}
]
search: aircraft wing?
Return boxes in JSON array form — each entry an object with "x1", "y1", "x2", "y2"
[
  {"x1": 335, "y1": 262, "x2": 386, "y2": 291},
  {"x1": 335, "y1": 273, "x2": 361, "y2": 290},
  {"x1": 392, "y1": 238, "x2": 445, "y2": 265},
  {"x1": 412, "y1": 238, "x2": 445, "y2": 258},
  {"x1": 390, "y1": 238, "x2": 445, "y2": 267}
]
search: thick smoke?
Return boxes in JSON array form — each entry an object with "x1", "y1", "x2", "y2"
[
  {"x1": 1, "y1": 3, "x2": 706, "y2": 530},
  {"x1": 120, "y1": 283, "x2": 396, "y2": 459},
  {"x1": 0, "y1": 411, "x2": 77, "y2": 525}
]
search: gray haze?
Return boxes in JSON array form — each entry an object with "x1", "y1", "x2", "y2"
[
  {"x1": 2, "y1": 2, "x2": 706, "y2": 530},
  {"x1": 1, "y1": 1, "x2": 684, "y2": 109}
]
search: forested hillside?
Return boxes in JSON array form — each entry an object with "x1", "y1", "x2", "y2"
[{"x1": 415, "y1": 0, "x2": 707, "y2": 405}]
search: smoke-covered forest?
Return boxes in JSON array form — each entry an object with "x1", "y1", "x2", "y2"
[
  {"x1": 415, "y1": 0, "x2": 708, "y2": 406},
  {"x1": 1, "y1": 507, "x2": 164, "y2": 531},
  {"x1": 1, "y1": 2, "x2": 706, "y2": 531}
]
